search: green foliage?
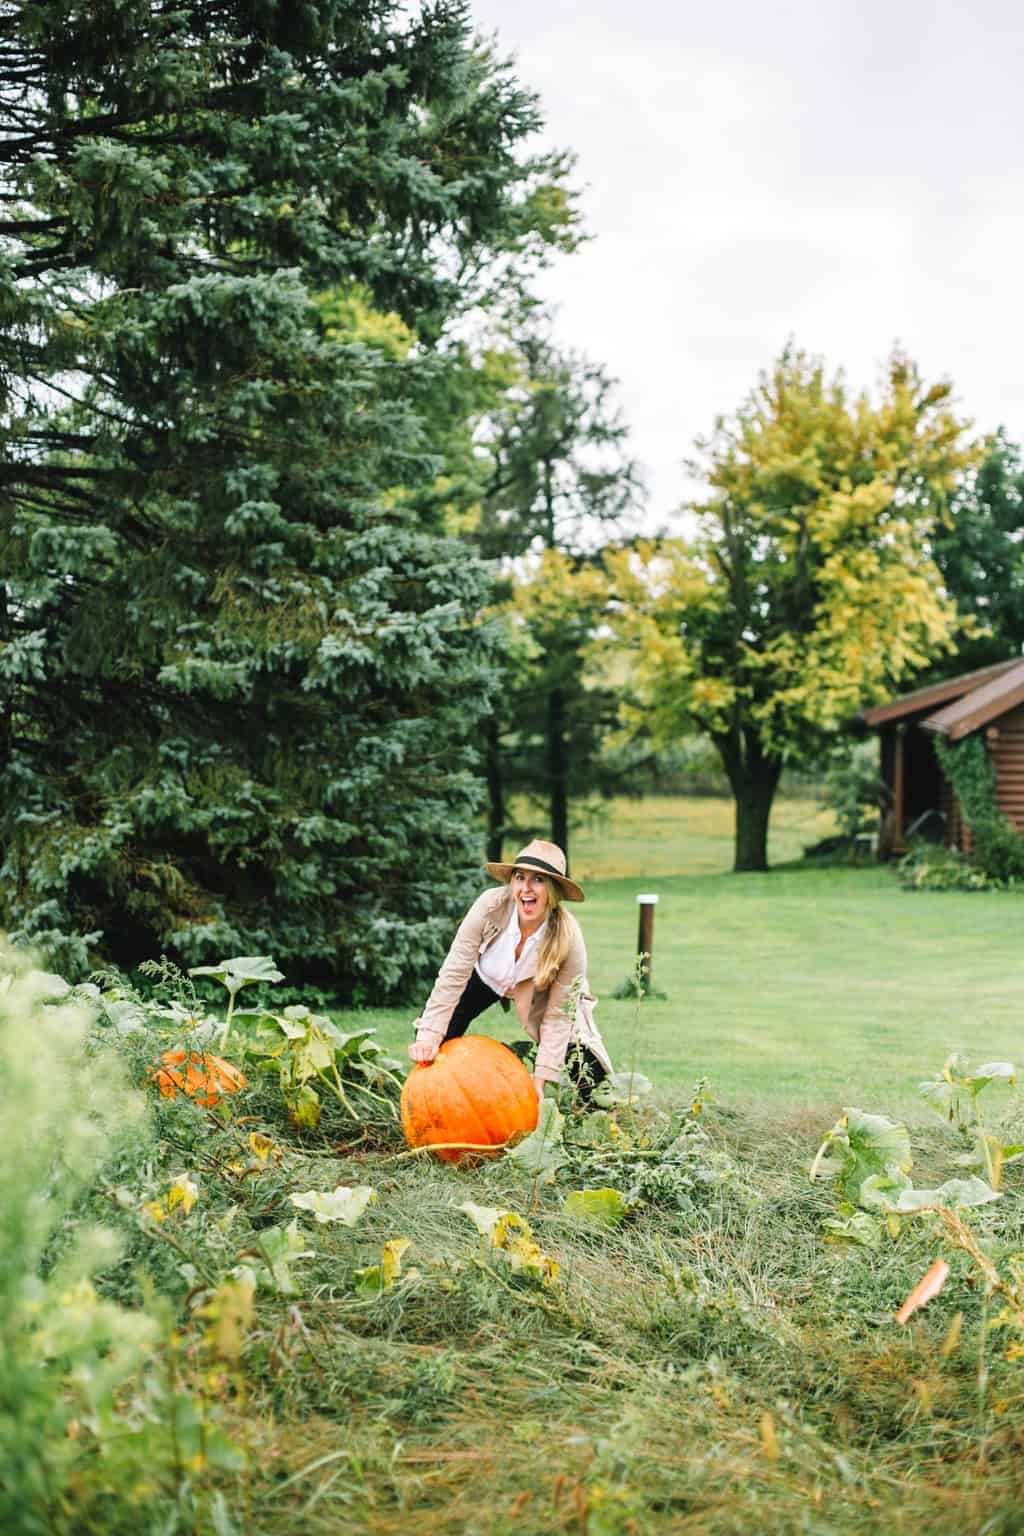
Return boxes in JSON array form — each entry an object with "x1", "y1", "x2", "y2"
[
  {"x1": 0, "y1": 948, "x2": 159, "y2": 1533},
  {"x1": 930, "y1": 429, "x2": 1024, "y2": 675},
  {"x1": 236, "y1": 1001, "x2": 405, "y2": 1128},
  {"x1": 934, "y1": 734, "x2": 1024, "y2": 881},
  {"x1": 0, "y1": 0, "x2": 577, "y2": 993},
  {"x1": 609, "y1": 346, "x2": 976, "y2": 871},
  {"x1": 919, "y1": 1052, "x2": 1022, "y2": 1189},
  {"x1": 897, "y1": 840, "x2": 998, "y2": 890},
  {"x1": 822, "y1": 738, "x2": 885, "y2": 840},
  {"x1": 10, "y1": 924, "x2": 1024, "y2": 1532},
  {"x1": 812, "y1": 1055, "x2": 1022, "y2": 1248},
  {"x1": 466, "y1": 323, "x2": 644, "y2": 859}
]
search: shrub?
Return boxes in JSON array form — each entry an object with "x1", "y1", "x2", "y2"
[
  {"x1": 0, "y1": 947, "x2": 158, "y2": 1535},
  {"x1": 934, "y1": 734, "x2": 1024, "y2": 884},
  {"x1": 898, "y1": 841, "x2": 996, "y2": 891},
  {"x1": 822, "y1": 739, "x2": 885, "y2": 841}
]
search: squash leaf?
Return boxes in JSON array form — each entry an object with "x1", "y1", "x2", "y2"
[
  {"x1": 354, "y1": 1238, "x2": 413, "y2": 1297},
  {"x1": 564, "y1": 1187, "x2": 628, "y2": 1227},
  {"x1": 894, "y1": 1176, "x2": 1002, "y2": 1213},
  {"x1": 459, "y1": 1202, "x2": 559, "y2": 1286},
  {"x1": 241, "y1": 1220, "x2": 313, "y2": 1295},
  {"x1": 811, "y1": 1107, "x2": 913, "y2": 1201},
  {"x1": 593, "y1": 1071, "x2": 653, "y2": 1107},
  {"x1": 822, "y1": 1210, "x2": 885, "y2": 1248},
  {"x1": 506, "y1": 1099, "x2": 566, "y2": 1181},
  {"x1": 289, "y1": 1185, "x2": 376, "y2": 1225},
  {"x1": 189, "y1": 956, "x2": 284, "y2": 999}
]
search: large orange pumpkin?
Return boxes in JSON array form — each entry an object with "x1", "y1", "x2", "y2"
[
  {"x1": 150, "y1": 1048, "x2": 246, "y2": 1107},
  {"x1": 400, "y1": 1035, "x2": 539, "y2": 1164}
]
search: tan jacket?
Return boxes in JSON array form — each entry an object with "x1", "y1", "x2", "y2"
[{"x1": 413, "y1": 886, "x2": 612, "y2": 1083}]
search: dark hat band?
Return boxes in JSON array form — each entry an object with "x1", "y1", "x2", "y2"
[{"x1": 512, "y1": 855, "x2": 564, "y2": 878}]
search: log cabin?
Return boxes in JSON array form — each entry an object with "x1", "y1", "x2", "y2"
[{"x1": 860, "y1": 658, "x2": 1024, "y2": 856}]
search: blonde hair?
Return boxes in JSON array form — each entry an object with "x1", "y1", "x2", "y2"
[
  {"x1": 494, "y1": 873, "x2": 578, "y2": 991},
  {"x1": 534, "y1": 878, "x2": 577, "y2": 991}
]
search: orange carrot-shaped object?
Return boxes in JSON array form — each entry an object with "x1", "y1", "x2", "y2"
[{"x1": 895, "y1": 1258, "x2": 950, "y2": 1325}]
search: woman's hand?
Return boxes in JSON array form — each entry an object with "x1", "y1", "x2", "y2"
[
  {"x1": 408, "y1": 1039, "x2": 439, "y2": 1064},
  {"x1": 531, "y1": 1073, "x2": 547, "y2": 1101}
]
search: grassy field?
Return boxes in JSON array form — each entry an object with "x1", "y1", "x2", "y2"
[
  {"x1": 17, "y1": 796, "x2": 1024, "y2": 1536},
  {"x1": 350, "y1": 797, "x2": 1024, "y2": 1120}
]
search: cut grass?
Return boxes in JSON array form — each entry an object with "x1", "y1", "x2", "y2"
[
  {"x1": 221, "y1": 1101, "x2": 1024, "y2": 1536},
  {"x1": 216, "y1": 799, "x2": 1024, "y2": 1533},
  {"x1": 343, "y1": 797, "x2": 1023, "y2": 1120}
]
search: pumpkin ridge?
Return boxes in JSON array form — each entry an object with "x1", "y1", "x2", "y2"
[
  {"x1": 474, "y1": 1046, "x2": 534, "y2": 1143},
  {"x1": 400, "y1": 1035, "x2": 537, "y2": 1162}
]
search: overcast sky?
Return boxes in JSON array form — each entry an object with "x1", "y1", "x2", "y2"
[{"x1": 469, "y1": 0, "x2": 1024, "y2": 531}]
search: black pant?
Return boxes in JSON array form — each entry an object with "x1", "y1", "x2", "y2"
[{"x1": 444, "y1": 969, "x2": 608, "y2": 1105}]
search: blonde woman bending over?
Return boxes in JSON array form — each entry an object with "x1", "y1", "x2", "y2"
[{"x1": 408, "y1": 839, "x2": 613, "y2": 1103}]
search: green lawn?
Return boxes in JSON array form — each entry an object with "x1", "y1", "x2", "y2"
[{"x1": 347, "y1": 797, "x2": 1024, "y2": 1120}]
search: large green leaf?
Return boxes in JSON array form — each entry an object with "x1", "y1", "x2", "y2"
[
  {"x1": 894, "y1": 1176, "x2": 1002, "y2": 1213},
  {"x1": 244, "y1": 1220, "x2": 313, "y2": 1295},
  {"x1": 920, "y1": 1053, "x2": 1017, "y2": 1126},
  {"x1": 290, "y1": 1034, "x2": 335, "y2": 1084},
  {"x1": 506, "y1": 1099, "x2": 566, "y2": 1181},
  {"x1": 189, "y1": 956, "x2": 285, "y2": 998},
  {"x1": 821, "y1": 1211, "x2": 884, "y2": 1248},
  {"x1": 812, "y1": 1107, "x2": 912, "y2": 1202},
  {"x1": 564, "y1": 1188, "x2": 627, "y2": 1227},
  {"x1": 858, "y1": 1167, "x2": 913, "y2": 1211}
]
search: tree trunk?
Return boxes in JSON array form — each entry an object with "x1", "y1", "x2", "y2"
[
  {"x1": 483, "y1": 714, "x2": 506, "y2": 863},
  {"x1": 715, "y1": 728, "x2": 783, "y2": 873},
  {"x1": 733, "y1": 779, "x2": 777, "y2": 872},
  {"x1": 547, "y1": 685, "x2": 569, "y2": 865}
]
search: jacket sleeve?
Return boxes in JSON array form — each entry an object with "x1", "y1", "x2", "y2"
[
  {"x1": 533, "y1": 931, "x2": 589, "y2": 1082},
  {"x1": 412, "y1": 890, "x2": 498, "y2": 1049}
]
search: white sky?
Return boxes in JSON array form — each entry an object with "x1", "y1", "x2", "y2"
[{"x1": 470, "y1": 0, "x2": 1024, "y2": 532}]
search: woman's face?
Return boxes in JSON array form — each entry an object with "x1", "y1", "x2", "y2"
[{"x1": 511, "y1": 870, "x2": 550, "y2": 928}]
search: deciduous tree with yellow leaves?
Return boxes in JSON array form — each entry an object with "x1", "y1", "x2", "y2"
[{"x1": 608, "y1": 347, "x2": 976, "y2": 871}]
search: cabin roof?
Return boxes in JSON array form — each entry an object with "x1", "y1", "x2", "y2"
[
  {"x1": 861, "y1": 658, "x2": 1023, "y2": 728},
  {"x1": 920, "y1": 657, "x2": 1024, "y2": 741}
]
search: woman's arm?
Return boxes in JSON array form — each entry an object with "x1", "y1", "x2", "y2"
[{"x1": 409, "y1": 889, "x2": 500, "y2": 1060}]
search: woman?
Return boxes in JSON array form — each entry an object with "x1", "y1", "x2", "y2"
[{"x1": 408, "y1": 839, "x2": 612, "y2": 1102}]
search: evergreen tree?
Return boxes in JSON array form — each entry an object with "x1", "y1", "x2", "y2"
[
  {"x1": 468, "y1": 327, "x2": 644, "y2": 862},
  {"x1": 0, "y1": 1, "x2": 575, "y2": 990}
]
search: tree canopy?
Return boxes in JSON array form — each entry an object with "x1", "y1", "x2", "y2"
[
  {"x1": 465, "y1": 326, "x2": 643, "y2": 862},
  {"x1": 609, "y1": 347, "x2": 976, "y2": 871},
  {"x1": 929, "y1": 429, "x2": 1024, "y2": 677},
  {"x1": 0, "y1": 0, "x2": 577, "y2": 989}
]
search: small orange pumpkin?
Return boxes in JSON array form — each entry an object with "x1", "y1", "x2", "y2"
[
  {"x1": 400, "y1": 1035, "x2": 539, "y2": 1164},
  {"x1": 151, "y1": 1048, "x2": 246, "y2": 1107}
]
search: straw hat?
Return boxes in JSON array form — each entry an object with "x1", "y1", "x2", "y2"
[{"x1": 484, "y1": 839, "x2": 584, "y2": 902}]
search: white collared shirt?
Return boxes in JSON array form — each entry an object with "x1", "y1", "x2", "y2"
[{"x1": 475, "y1": 907, "x2": 547, "y2": 997}]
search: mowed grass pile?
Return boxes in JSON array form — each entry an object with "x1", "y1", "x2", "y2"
[
  {"x1": 12, "y1": 795, "x2": 1024, "y2": 1535},
  {"x1": 222, "y1": 1110, "x2": 1024, "y2": 1536}
]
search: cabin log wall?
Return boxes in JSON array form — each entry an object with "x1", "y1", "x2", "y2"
[{"x1": 990, "y1": 705, "x2": 1024, "y2": 832}]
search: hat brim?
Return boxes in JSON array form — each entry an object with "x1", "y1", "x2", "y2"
[{"x1": 484, "y1": 860, "x2": 585, "y2": 903}]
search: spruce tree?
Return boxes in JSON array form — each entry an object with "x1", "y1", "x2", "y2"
[
  {"x1": 470, "y1": 327, "x2": 644, "y2": 863},
  {"x1": 0, "y1": 1, "x2": 573, "y2": 990}
]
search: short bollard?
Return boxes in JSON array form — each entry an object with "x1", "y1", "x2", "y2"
[{"x1": 636, "y1": 893, "x2": 659, "y2": 991}]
